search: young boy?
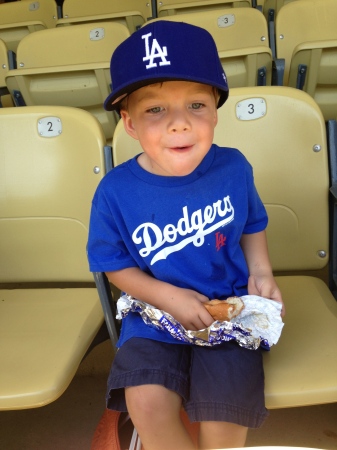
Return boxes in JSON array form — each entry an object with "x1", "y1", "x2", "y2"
[{"x1": 87, "y1": 20, "x2": 284, "y2": 450}]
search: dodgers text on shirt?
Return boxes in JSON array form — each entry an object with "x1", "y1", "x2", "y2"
[{"x1": 132, "y1": 195, "x2": 234, "y2": 265}]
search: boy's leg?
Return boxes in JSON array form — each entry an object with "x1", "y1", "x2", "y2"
[
  {"x1": 185, "y1": 342, "x2": 268, "y2": 448},
  {"x1": 125, "y1": 384, "x2": 195, "y2": 450},
  {"x1": 199, "y1": 421, "x2": 248, "y2": 449}
]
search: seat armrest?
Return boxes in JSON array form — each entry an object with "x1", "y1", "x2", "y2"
[
  {"x1": 272, "y1": 58, "x2": 285, "y2": 85},
  {"x1": 329, "y1": 184, "x2": 337, "y2": 297},
  {"x1": 330, "y1": 184, "x2": 337, "y2": 199},
  {"x1": 93, "y1": 272, "x2": 120, "y2": 346},
  {"x1": 150, "y1": 0, "x2": 158, "y2": 18},
  {"x1": 327, "y1": 120, "x2": 337, "y2": 297},
  {"x1": 268, "y1": 8, "x2": 276, "y2": 58}
]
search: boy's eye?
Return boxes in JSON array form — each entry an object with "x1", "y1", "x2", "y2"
[
  {"x1": 191, "y1": 103, "x2": 204, "y2": 110},
  {"x1": 146, "y1": 106, "x2": 163, "y2": 114}
]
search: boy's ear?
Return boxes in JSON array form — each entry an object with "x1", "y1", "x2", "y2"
[
  {"x1": 120, "y1": 110, "x2": 139, "y2": 140},
  {"x1": 214, "y1": 110, "x2": 218, "y2": 127}
]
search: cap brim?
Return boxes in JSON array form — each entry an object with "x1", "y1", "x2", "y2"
[{"x1": 104, "y1": 76, "x2": 228, "y2": 112}]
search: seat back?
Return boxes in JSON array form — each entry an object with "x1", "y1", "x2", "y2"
[
  {"x1": 0, "y1": 38, "x2": 8, "y2": 90},
  {"x1": 5, "y1": 22, "x2": 130, "y2": 142},
  {"x1": 215, "y1": 86, "x2": 329, "y2": 272},
  {"x1": 263, "y1": 0, "x2": 299, "y2": 18},
  {"x1": 113, "y1": 86, "x2": 329, "y2": 273},
  {"x1": 149, "y1": 9, "x2": 272, "y2": 87},
  {"x1": 0, "y1": 39, "x2": 14, "y2": 108},
  {"x1": 58, "y1": 0, "x2": 152, "y2": 33},
  {"x1": 288, "y1": 39, "x2": 337, "y2": 121},
  {"x1": 0, "y1": 106, "x2": 107, "y2": 284},
  {"x1": 157, "y1": 0, "x2": 251, "y2": 16},
  {"x1": 0, "y1": 0, "x2": 57, "y2": 53},
  {"x1": 276, "y1": 0, "x2": 337, "y2": 91},
  {"x1": 0, "y1": 38, "x2": 13, "y2": 108}
]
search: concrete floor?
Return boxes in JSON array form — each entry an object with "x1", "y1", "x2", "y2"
[{"x1": 1, "y1": 341, "x2": 337, "y2": 450}]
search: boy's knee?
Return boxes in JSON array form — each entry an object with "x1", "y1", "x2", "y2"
[
  {"x1": 125, "y1": 384, "x2": 182, "y2": 419},
  {"x1": 199, "y1": 421, "x2": 248, "y2": 449}
]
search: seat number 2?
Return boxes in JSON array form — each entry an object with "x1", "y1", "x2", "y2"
[{"x1": 37, "y1": 117, "x2": 62, "y2": 137}]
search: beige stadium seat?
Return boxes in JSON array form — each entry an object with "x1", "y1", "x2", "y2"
[
  {"x1": 0, "y1": 38, "x2": 13, "y2": 107},
  {"x1": 275, "y1": 0, "x2": 337, "y2": 120},
  {"x1": 149, "y1": 9, "x2": 272, "y2": 87},
  {"x1": 287, "y1": 40, "x2": 337, "y2": 121},
  {"x1": 263, "y1": 0, "x2": 312, "y2": 61},
  {"x1": 262, "y1": 0, "x2": 298, "y2": 58},
  {"x1": 109, "y1": 86, "x2": 337, "y2": 409},
  {"x1": 57, "y1": 0, "x2": 152, "y2": 33},
  {"x1": 0, "y1": 0, "x2": 58, "y2": 53},
  {"x1": 0, "y1": 105, "x2": 113, "y2": 410},
  {"x1": 5, "y1": 22, "x2": 130, "y2": 143},
  {"x1": 157, "y1": 0, "x2": 252, "y2": 17},
  {"x1": 0, "y1": 38, "x2": 9, "y2": 91},
  {"x1": 263, "y1": 0, "x2": 298, "y2": 18},
  {"x1": 263, "y1": 0, "x2": 317, "y2": 18}
]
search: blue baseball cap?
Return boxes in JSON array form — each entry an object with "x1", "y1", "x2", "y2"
[{"x1": 104, "y1": 20, "x2": 229, "y2": 111}]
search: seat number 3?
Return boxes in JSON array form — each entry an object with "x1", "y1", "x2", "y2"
[{"x1": 236, "y1": 98, "x2": 266, "y2": 121}]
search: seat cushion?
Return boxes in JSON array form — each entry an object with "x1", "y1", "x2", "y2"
[
  {"x1": 0, "y1": 288, "x2": 104, "y2": 410},
  {"x1": 264, "y1": 276, "x2": 337, "y2": 408}
]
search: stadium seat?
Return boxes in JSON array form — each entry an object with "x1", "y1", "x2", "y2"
[
  {"x1": 5, "y1": 22, "x2": 130, "y2": 143},
  {"x1": 263, "y1": 0, "x2": 319, "y2": 19},
  {"x1": 57, "y1": 0, "x2": 152, "y2": 33},
  {"x1": 0, "y1": 105, "x2": 113, "y2": 410},
  {"x1": 149, "y1": 9, "x2": 272, "y2": 87},
  {"x1": 275, "y1": 0, "x2": 337, "y2": 120},
  {"x1": 106, "y1": 86, "x2": 337, "y2": 409},
  {"x1": 0, "y1": 0, "x2": 58, "y2": 53},
  {"x1": 157, "y1": 0, "x2": 252, "y2": 17},
  {"x1": 0, "y1": 38, "x2": 13, "y2": 107},
  {"x1": 0, "y1": 39, "x2": 8, "y2": 91},
  {"x1": 264, "y1": 0, "x2": 310, "y2": 60},
  {"x1": 263, "y1": 0, "x2": 298, "y2": 18}
]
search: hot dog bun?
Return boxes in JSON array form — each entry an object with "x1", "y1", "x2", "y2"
[{"x1": 204, "y1": 296, "x2": 244, "y2": 322}]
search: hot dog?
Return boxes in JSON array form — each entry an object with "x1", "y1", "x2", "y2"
[{"x1": 204, "y1": 296, "x2": 244, "y2": 322}]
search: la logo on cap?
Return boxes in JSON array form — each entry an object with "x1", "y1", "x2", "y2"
[{"x1": 142, "y1": 32, "x2": 171, "y2": 69}]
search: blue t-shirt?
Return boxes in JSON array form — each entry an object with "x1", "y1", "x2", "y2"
[{"x1": 87, "y1": 144, "x2": 268, "y2": 347}]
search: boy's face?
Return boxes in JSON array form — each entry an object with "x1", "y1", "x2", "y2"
[{"x1": 120, "y1": 81, "x2": 218, "y2": 177}]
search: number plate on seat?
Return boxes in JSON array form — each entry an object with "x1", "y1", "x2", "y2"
[
  {"x1": 37, "y1": 117, "x2": 62, "y2": 137},
  {"x1": 236, "y1": 98, "x2": 266, "y2": 121},
  {"x1": 217, "y1": 14, "x2": 235, "y2": 28}
]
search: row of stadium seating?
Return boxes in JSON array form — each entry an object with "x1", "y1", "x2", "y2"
[
  {"x1": 1, "y1": 0, "x2": 337, "y2": 144},
  {"x1": 0, "y1": 0, "x2": 294, "y2": 36},
  {"x1": 0, "y1": 0, "x2": 332, "y2": 34},
  {"x1": 0, "y1": 0, "x2": 333, "y2": 47},
  {"x1": 1, "y1": 87, "x2": 337, "y2": 411}
]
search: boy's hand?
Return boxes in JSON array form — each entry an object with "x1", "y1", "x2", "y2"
[
  {"x1": 248, "y1": 274, "x2": 285, "y2": 317},
  {"x1": 106, "y1": 267, "x2": 213, "y2": 330},
  {"x1": 162, "y1": 288, "x2": 214, "y2": 331}
]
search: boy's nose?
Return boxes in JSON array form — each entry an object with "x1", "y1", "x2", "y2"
[{"x1": 168, "y1": 109, "x2": 191, "y2": 132}]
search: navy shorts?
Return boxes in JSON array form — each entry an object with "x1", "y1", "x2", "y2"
[{"x1": 106, "y1": 338, "x2": 268, "y2": 428}]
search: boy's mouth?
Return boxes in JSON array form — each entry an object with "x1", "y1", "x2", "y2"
[{"x1": 170, "y1": 145, "x2": 193, "y2": 151}]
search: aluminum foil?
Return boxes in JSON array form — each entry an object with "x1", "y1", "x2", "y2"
[{"x1": 116, "y1": 294, "x2": 284, "y2": 350}]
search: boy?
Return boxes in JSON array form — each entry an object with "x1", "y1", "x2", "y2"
[{"x1": 87, "y1": 20, "x2": 284, "y2": 450}]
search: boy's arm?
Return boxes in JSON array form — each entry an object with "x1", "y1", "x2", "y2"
[
  {"x1": 240, "y1": 230, "x2": 285, "y2": 316},
  {"x1": 105, "y1": 267, "x2": 214, "y2": 331}
]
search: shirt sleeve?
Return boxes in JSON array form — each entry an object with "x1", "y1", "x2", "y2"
[
  {"x1": 87, "y1": 188, "x2": 138, "y2": 273},
  {"x1": 242, "y1": 162, "x2": 268, "y2": 234}
]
